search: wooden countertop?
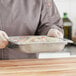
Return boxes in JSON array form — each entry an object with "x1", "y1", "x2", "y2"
[{"x1": 0, "y1": 57, "x2": 76, "y2": 76}]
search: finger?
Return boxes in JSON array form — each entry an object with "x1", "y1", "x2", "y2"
[
  {"x1": 48, "y1": 31, "x2": 57, "y2": 37},
  {"x1": 0, "y1": 32, "x2": 8, "y2": 41},
  {"x1": 2, "y1": 31, "x2": 9, "y2": 40},
  {"x1": 56, "y1": 31, "x2": 63, "y2": 38},
  {"x1": 47, "y1": 29, "x2": 63, "y2": 38},
  {"x1": 49, "y1": 31, "x2": 63, "y2": 38},
  {"x1": 0, "y1": 33, "x2": 7, "y2": 41}
]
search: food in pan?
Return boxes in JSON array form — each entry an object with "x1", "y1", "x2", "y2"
[
  {"x1": 8, "y1": 36, "x2": 71, "y2": 53},
  {"x1": 9, "y1": 36, "x2": 63, "y2": 44},
  {"x1": 26, "y1": 36, "x2": 63, "y2": 43}
]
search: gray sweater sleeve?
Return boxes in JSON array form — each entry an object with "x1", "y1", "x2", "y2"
[{"x1": 35, "y1": 0, "x2": 63, "y2": 35}]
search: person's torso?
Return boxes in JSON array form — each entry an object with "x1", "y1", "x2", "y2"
[{"x1": 0, "y1": 0, "x2": 42, "y2": 36}]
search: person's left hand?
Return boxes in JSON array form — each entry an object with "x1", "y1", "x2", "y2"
[
  {"x1": 47, "y1": 29, "x2": 63, "y2": 38},
  {"x1": 0, "y1": 30, "x2": 9, "y2": 49}
]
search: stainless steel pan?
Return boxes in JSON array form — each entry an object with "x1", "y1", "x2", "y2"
[{"x1": 8, "y1": 36, "x2": 73, "y2": 53}]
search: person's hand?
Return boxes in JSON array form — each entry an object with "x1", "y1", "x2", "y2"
[
  {"x1": 0, "y1": 30, "x2": 9, "y2": 49},
  {"x1": 47, "y1": 29, "x2": 63, "y2": 38}
]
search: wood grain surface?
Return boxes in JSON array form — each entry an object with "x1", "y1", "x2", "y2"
[{"x1": 0, "y1": 57, "x2": 76, "y2": 76}]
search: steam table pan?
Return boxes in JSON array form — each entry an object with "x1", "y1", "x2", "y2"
[{"x1": 8, "y1": 36, "x2": 72, "y2": 53}]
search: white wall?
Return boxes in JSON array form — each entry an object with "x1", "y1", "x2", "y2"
[{"x1": 54, "y1": 0, "x2": 76, "y2": 37}]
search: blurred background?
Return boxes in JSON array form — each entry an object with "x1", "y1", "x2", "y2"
[{"x1": 54, "y1": 0, "x2": 76, "y2": 40}]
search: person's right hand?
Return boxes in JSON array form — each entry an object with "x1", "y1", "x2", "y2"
[{"x1": 0, "y1": 30, "x2": 9, "y2": 49}]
